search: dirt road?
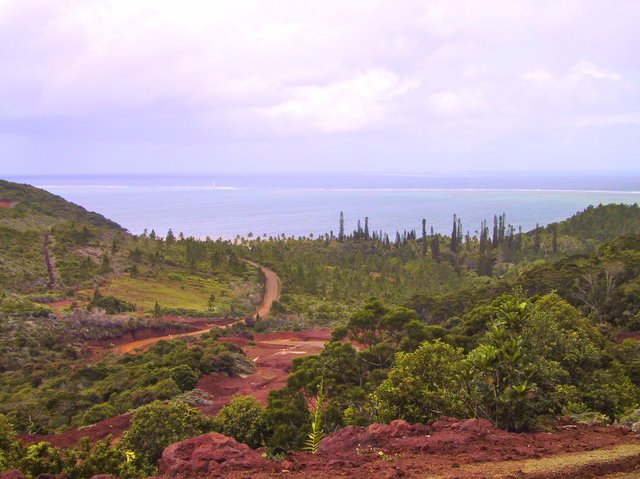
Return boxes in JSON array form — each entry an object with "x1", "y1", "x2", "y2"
[
  {"x1": 242, "y1": 260, "x2": 281, "y2": 318},
  {"x1": 114, "y1": 262, "x2": 281, "y2": 353}
]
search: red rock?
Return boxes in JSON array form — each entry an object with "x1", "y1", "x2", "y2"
[
  {"x1": 0, "y1": 471, "x2": 26, "y2": 479},
  {"x1": 457, "y1": 418, "x2": 496, "y2": 434},
  {"x1": 88, "y1": 475, "x2": 118, "y2": 479},
  {"x1": 158, "y1": 432, "x2": 269, "y2": 477}
]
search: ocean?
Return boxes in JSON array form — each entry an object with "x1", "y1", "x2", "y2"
[{"x1": 6, "y1": 173, "x2": 640, "y2": 239}]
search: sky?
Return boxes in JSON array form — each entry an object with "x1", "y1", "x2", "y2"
[{"x1": 1, "y1": 0, "x2": 639, "y2": 175}]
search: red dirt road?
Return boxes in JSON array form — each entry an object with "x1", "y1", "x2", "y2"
[{"x1": 113, "y1": 262, "x2": 280, "y2": 353}]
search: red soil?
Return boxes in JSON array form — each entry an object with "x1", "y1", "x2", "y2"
[
  {"x1": 0, "y1": 200, "x2": 15, "y2": 208},
  {"x1": 17, "y1": 414, "x2": 132, "y2": 449},
  {"x1": 18, "y1": 329, "x2": 331, "y2": 448},
  {"x1": 203, "y1": 419, "x2": 640, "y2": 479},
  {"x1": 198, "y1": 329, "x2": 332, "y2": 413},
  {"x1": 618, "y1": 330, "x2": 640, "y2": 341}
]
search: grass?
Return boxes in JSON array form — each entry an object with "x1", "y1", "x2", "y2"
[
  {"x1": 425, "y1": 443, "x2": 640, "y2": 478},
  {"x1": 96, "y1": 271, "x2": 260, "y2": 313}
]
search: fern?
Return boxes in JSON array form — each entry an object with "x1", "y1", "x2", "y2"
[{"x1": 304, "y1": 379, "x2": 325, "y2": 454}]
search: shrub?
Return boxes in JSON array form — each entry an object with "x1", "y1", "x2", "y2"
[
  {"x1": 170, "y1": 365, "x2": 199, "y2": 392},
  {"x1": 373, "y1": 340, "x2": 465, "y2": 424},
  {"x1": 212, "y1": 396, "x2": 267, "y2": 448},
  {"x1": 120, "y1": 401, "x2": 212, "y2": 472},
  {"x1": 82, "y1": 403, "x2": 117, "y2": 425}
]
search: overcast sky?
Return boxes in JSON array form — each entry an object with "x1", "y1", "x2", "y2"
[{"x1": 1, "y1": 0, "x2": 639, "y2": 175}]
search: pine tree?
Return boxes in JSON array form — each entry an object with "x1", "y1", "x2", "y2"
[
  {"x1": 166, "y1": 228, "x2": 176, "y2": 245},
  {"x1": 153, "y1": 301, "x2": 161, "y2": 319},
  {"x1": 450, "y1": 214, "x2": 458, "y2": 253},
  {"x1": 364, "y1": 217, "x2": 370, "y2": 240},
  {"x1": 492, "y1": 215, "x2": 498, "y2": 248},
  {"x1": 516, "y1": 226, "x2": 523, "y2": 252},
  {"x1": 339, "y1": 211, "x2": 345, "y2": 242},
  {"x1": 534, "y1": 223, "x2": 541, "y2": 254},
  {"x1": 552, "y1": 224, "x2": 558, "y2": 253},
  {"x1": 422, "y1": 218, "x2": 428, "y2": 256},
  {"x1": 431, "y1": 233, "x2": 440, "y2": 260}
]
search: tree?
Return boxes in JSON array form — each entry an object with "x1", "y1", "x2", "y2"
[
  {"x1": 153, "y1": 301, "x2": 161, "y2": 319},
  {"x1": 166, "y1": 229, "x2": 176, "y2": 245},
  {"x1": 213, "y1": 396, "x2": 267, "y2": 449},
  {"x1": 422, "y1": 218, "x2": 428, "y2": 256},
  {"x1": 373, "y1": 340, "x2": 465, "y2": 424},
  {"x1": 450, "y1": 214, "x2": 458, "y2": 253},
  {"x1": 170, "y1": 365, "x2": 198, "y2": 392},
  {"x1": 121, "y1": 401, "x2": 212, "y2": 471},
  {"x1": 338, "y1": 211, "x2": 345, "y2": 242}
]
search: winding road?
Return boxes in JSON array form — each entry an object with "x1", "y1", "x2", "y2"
[{"x1": 114, "y1": 262, "x2": 281, "y2": 353}]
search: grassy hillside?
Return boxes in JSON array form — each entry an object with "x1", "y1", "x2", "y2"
[{"x1": 0, "y1": 180, "x2": 122, "y2": 231}]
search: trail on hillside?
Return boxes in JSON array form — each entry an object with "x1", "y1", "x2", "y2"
[
  {"x1": 114, "y1": 262, "x2": 281, "y2": 353},
  {"x1": 43, "y1": 233, "x2": 57, "y2": 290},
  {"x1": 242, "y1": 260, "x2": 281, "y2": 318}
]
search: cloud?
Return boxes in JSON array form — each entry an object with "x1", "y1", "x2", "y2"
[
  {"x1": 261, "y1": 69, "x2": 420, "y2": 133},
  {"x1": 0, "y1": 0, "x2": 639, "y2": 173}
]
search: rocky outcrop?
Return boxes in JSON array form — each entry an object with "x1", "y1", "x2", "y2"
[
  {"x1": 158, "y1": 432, "x2": 271, "y2": 477},
  {"x1": 318, "y1": 419, "x2": 431, "y2": 455}
]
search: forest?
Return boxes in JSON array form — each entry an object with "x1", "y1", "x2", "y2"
[{"x1": 1, "y1": 180, "x2": 640, "y2": 478}]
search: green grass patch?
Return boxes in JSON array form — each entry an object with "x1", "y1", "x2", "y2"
[{"x1": 99, "y1": 272, "x2": 259, "y2": 314}]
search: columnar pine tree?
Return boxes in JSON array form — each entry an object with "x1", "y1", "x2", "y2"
[
  {"x1": 534, "y1": 223, "x2": 541, "y2": 254},
  {"x1": 339, "y1": 211, "x2": 345, "y2": 242},
  {"x1": 364, "y1": 217, "x2": 370, "y2": 240},
  {"x1": 552, "y1": 224, "x2": 558, "y2": 253},
  {"x1": 516, "y1": 226, "x2": 523, "y2": 252},
  {"x1": 492, "y1": 215, "x2": 499, "y2": 248},
  {"x1": 431, "y1": 228, "x2": 440, "y2": 260},
  {"x1": 450, "y1": 214, "x2": 458, "y2": 253},
  {"x1": 422, "y1": 218, "x2": 428, "y2": 256}
]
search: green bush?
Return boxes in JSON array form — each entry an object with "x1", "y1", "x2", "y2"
[
  {"x1": 120, "y1": 400, "x2": 213, "y2": 472},
  {"x1": 212, "y1": 396, "x2": 267, "y2": 448},
  {"x1": 373, "y1": 340, "x2": 465, "y2": 424},
  {"x1": 82, "y1": 403, "x2": 116, "y2": 425},
  {"x1": 170, "y1": 365, "x2": 199, "y2": 392}
]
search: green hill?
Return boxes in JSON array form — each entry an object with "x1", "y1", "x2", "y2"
[
  {"x1": 0, "y1": 179, "x2": 122, "y2": 232},
  {"x1": 0, "y1": 180, "x2": 124, "y2": 292}
]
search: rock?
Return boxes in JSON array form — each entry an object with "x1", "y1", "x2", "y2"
[
  {"x1": 0, "y1": 471, "x2": 26, "y2": 479},
  {"x1": 319, "y1": 421, "x2": 432, "y2": 456},
  {"x1": 36, "y1": 475, "x2": 56, "y2": 479},
  {"x1": 369, "y1": 420, "x2": 411, "y2": 438},
  {"x1": 159, "y1": 432, "x2": 269, "y2": 477},
  {"x1": 457, "y1": 418, "x2": 496, "y2": 434},
  {"x1": 88, "y1": 475, "x2": 119, "y2": 479}
]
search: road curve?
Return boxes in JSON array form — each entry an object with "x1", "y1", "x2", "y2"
[
  {"x1": 114, "y1": 261, "x2": 281, "y2": 353},
  {"x1": 242, "y1": 260, "x2": 281, "y2": 318}
]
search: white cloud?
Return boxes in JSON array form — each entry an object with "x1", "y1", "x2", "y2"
[
  {"x1": 562, "y1": 113, "x2": 640, "y2": 127},
  {"x1": 0, "y1": 0, "x2": 638, "y2": 172},
  {"x1": 261, "y1": 70, "x2": 420, "y2": 133}
]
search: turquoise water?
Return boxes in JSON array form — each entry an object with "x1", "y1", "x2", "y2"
[{"x1": 6, "y1": 174, "x2": 640, "y2": 239}]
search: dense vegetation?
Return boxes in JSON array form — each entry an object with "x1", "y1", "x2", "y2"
[{"x1": 1, "y1": 180, "x2": 640, "y2": 478}]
